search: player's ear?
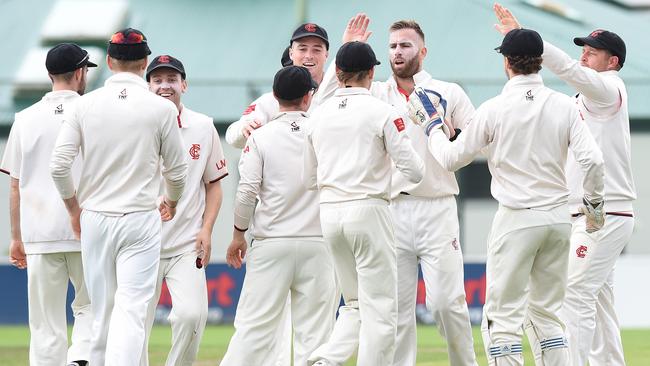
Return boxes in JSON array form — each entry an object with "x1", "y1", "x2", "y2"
[
  {"x1": 181, "y1": 79, "x2": 188, "y2": 93},
  {"x1": 106, "y1": 55, "x2": 114, "y2": 71},
  {"x1": 420, "y1": 46, "x2": 427, "y2": 59},
  {"x1": 608, "y1": 55, "x2": 619, "y2": 71}
]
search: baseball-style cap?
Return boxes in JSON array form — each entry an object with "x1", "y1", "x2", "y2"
[
  {"x1": 574, "y1": 29, "x2": 626, "y2": 67},
  {"x1": 107, "y1": 28, "x2": 152, "y2": 60},
  {"x1": 290, "y1": 23, "x2": 329, "y2": 50},
  {"x1": 281, "y1": 46, "x2": 293, "y2": 67},
  {"x1": 46, "y1": 43, "x2": 97, "y2": 75},
  {"x1": 146, "y1": 55, "x2": 186, "y2": 81},
  {"x1": 495, "y1": 28, "x2": 543, "y2": 57},
  {"x1": 273, "y1": 65, "x2": 318, "y2": 101},
  {"x1": 335, "y1": 41, "x2": 381, "y2": 72}
]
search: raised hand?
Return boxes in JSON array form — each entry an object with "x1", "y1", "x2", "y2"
[
  {"x1": 342, "y1": 13, "x2": 372, "y2": 43},
  {"x1": 494, "y1": 3, "x2": 522, "y2": 35}
]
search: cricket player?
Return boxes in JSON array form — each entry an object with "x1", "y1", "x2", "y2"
[
  {"x1": 305, "y1": 41, "x2": 425, "y2": 366},
  {"x1": 221, "y1": 65, "x2": 337, "y2": 366},
  {"x1": 223, "y1": 18, "x2": 368, "y2": 365},
  {"x1": 494, "y1": 4, "x2": 637, "y2": 365},
  {"x1": 225, "y1": 14, "x2": 371, "y2": 148},
  {"x1": 322, "y1": 17, "x2": 478, "y2": 365},
  {"x1": 140, "y1": 55, "x2": 228, "y2": 366},
  {"x1": 411, "y1": 28, "x2": 604, "y2": 366},
  {"x1": 1, "y1": 43, "x2": 95, "y2": 366},
  {"x1": 50, "y1": 28, "x2": 188, "y2": 366}
]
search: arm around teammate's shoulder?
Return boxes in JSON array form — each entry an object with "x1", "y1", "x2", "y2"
[
  {"x1": 159, "y1": 105, "x2": 188, "y2": 203},
  {"x1": 50, "y1": 113, "x2": 82, "y2": 199},
  {"x1": 542, "y1": 41, "x2": 619, "y2": 108},
  {"x1": 567, "y1": 108, "x2": 605, "y2": 203},
  {"x1": 428, "y1": 102, "x2": 493, "y2": 172},
  {"x1": 233, "y1": 136, "x2": 262, "y2": 231},
  {"x1": 383, "y1": 110, "x2": 424, "y2": 184}
]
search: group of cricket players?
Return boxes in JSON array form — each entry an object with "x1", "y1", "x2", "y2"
[{"x1": 3, "y1": 2, "x2": 635, "y2": 366}]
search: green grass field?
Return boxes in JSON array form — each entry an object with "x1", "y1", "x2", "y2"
[{"x1": 0, "y1": 325, "x2": 648, "y2": 365}]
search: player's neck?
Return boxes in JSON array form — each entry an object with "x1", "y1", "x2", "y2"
[
  {"x1": 394, "y1": 76, "x2": 415, "y2": 95},
  {"x1": 51, "y1": 83, "x2": 78, "y2": 93},
  {"x1": 313, "y1": 72, "x2": 324, "y2": 86}
]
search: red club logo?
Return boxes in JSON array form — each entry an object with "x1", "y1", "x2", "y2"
[
  {"x1": 576, "y1": 245, "x2": 588, "y2": 258},
  {"x1": 590, "y1": 30, "x2": 604, "y2": 38},
  {"x1": 189, "y1": 144, "x2": 200, "y2": 160},
  {"x1": 305, "y1": 23, "x2": 317, "y2": 32},
  {"x1": 393, "y1": 118, "x2": 405, "y2": 132},
  {"x1": 158, "y1": 55, "x2": 170, "y2": 63}
]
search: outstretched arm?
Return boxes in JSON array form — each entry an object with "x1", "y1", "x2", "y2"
[{"x1": 342, "y1": 13, "x2": 372, "y2": 43}]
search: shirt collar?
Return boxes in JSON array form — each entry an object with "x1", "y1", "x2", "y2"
[
  {"x1": 42, "y1": 90, "x2": 79, "y2": 101},
  {"x1": 334, "y1": 87, "x2": 371, "y2": 97},
  {"x1": 502, "y1": 73, "x2": 544, "y2": 94},
  {"x1": 412, "y1": 69, "x2": 433, "y2": 85},
  {"x1": 104, "y1": 72, "x2": 149, "y2": 89},
  {"x1": 177, "y1": 104, "x2": 189, "y2": 128},
  {"x1": 270, "y1": 111, "x2": 308, "y2": 122}
]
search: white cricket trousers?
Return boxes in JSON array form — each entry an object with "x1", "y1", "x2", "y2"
[
  {"x1": 80, "y1": 209, "x2": 161, "y2": 366},
  {"x1": 481, "y1": 205, "x2": 571, "y2": 366},
  {"x1": 560, "y1": 214, "x2": 633, "y2": 366},
  {"x1": 309, "y1": 199, "x2": 398, "y2": 366},
  {"x1": 141, "y1": 250, "x2": 207, "y2": 366},
  {"x1": 390, "y1": 195, "x2": 477, "y2": 366},
  {"x1": 221, "y1": 238, "x2": 337, "y2": 366},
  {"x1": 26, "y1": 251, "x2": 92, "y2": 365}
]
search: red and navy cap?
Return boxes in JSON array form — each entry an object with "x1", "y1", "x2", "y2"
[
  {"x1": 146, "y1": 55, "x2": 186, "y2": 81},
  {"x1": 107, "y1": 28, "x2": 151, "y2": 61},
  {"x1": 574, "y1": 29, "x2": 626, "y2": 67},
  {"x1": 290, "y1": 23, "x2": 329, "y2": 50}
]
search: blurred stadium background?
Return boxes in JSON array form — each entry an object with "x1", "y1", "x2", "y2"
[{"x1": 0, "y1": 0, "x2": 649, "y2": 363}]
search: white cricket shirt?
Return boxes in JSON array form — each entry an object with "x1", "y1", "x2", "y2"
[
  {"x1": 428, "y1": 74, "x2": 604, "y2": 210},
  {"x1": 543, "y1": 41, "x2": 636, "y2": 213},
  {"x1": 304, "y1": 87, "x2": 425, "y2": 204},
  {"x1": 234, "y1": 111, "x2": 322, "y2": 239},
  {"x1": 225, "y1": 63, "x2": 338, "y2": 148},
  {"x1": 368, "y1": 70, "x2": 476, "y2": 199},
  {"x1": 50, "y1": 72, "x2": 188, "y2": 215},
  {"x1": 160, "y1": 105, "x2": 228, "y2": 258},
  {"x1": 1, "y1": 90, "x2": 81, "y2": 254}
]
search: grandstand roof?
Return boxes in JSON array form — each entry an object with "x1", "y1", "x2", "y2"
[{"x1": 1, "y1": 0, "x2": 649, "y2": 125}]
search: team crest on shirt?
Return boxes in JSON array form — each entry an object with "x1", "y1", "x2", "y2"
[
  {"x1": 291, "y1": 121, "x2": 300, "y2": 132},
  {"x1": 576, "y1": 245, "x2": 588, "y2": 258},
  {"x1": 339, "y1": 98, "x2": 347, "y2": 109},
  {"x1": 393, "y1": 118, "x2": 406, "y2": 132},
  {"x1": 119, "y1": 88, "x2": 128, "y2": 99},
  {"x1": 189, "y1": 144, "x2": 200, "y2": 160},
  {"x1": 451, "y1": 238, "x2": 459, "y2": 250},
  {"x1": 54, "y1": 104, "x2": 64, "y2": 115}
]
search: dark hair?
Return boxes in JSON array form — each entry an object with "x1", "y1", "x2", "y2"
[
  {"x1": 336, "y1": 69, "x2": 370, "y2": 85},
  {"x1": 506, "y1": 55, "x2": 543, "y2": 75},
  {"x1": 276, "y1": 96, "x2": 304, "y2": 108},
  {"x1": 389, "y1": 20, "x2": 425, "y2": 43}
]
